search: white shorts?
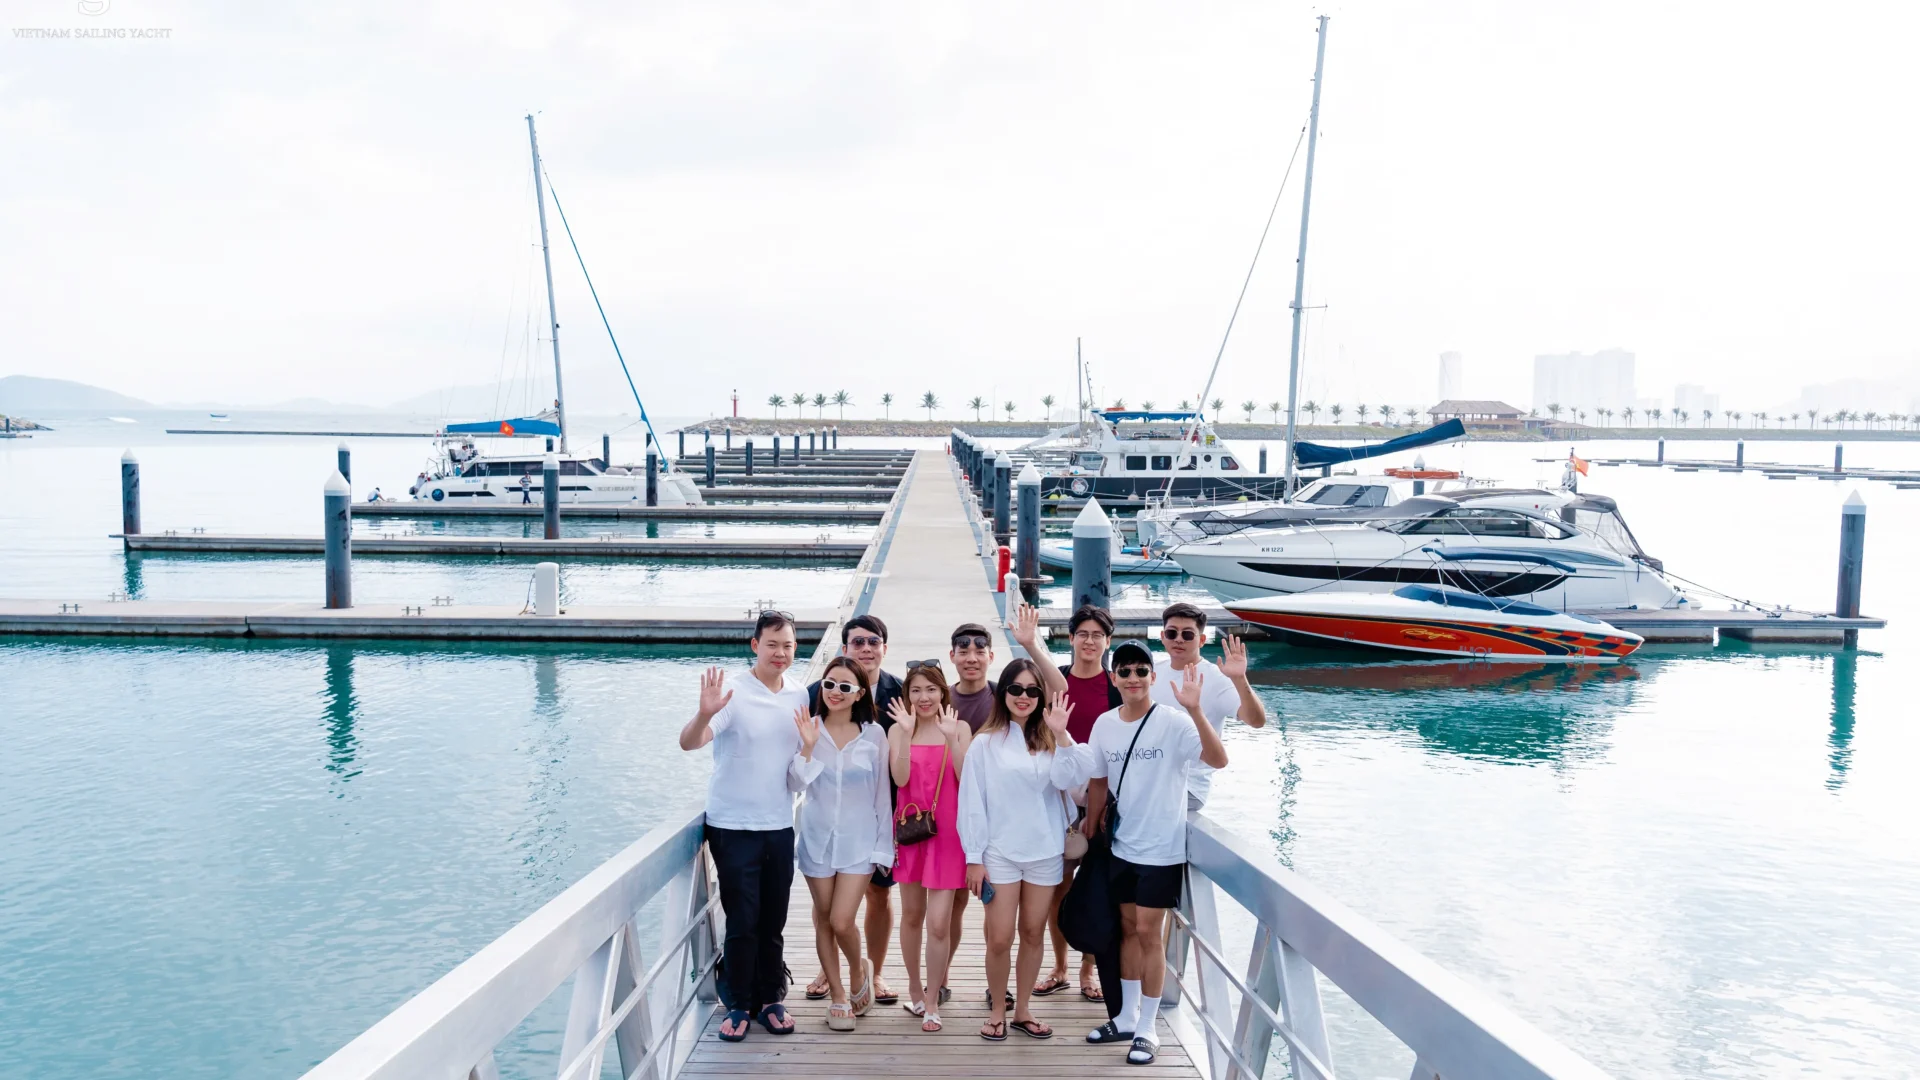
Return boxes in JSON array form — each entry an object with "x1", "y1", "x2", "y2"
[
  {"x1": 984, "y1": 851, "x2": 1064, "y2": 887},
  {"x1": 798, "y1": 853, "x2": 874, "y2": 880}
]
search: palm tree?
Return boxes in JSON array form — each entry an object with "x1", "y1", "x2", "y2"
[
  {"x1": 920, "y1": 391, "x2": 939, "y2": 420},
  {"x1": 811, "y1": 393, "x2": 828, "y2": 419},
  {"x1": 1406, "y1": 405, "x2": 1424, "y2": 429},
  {"x1": 1755, "y1": 410, "x2": 1767, "y2": 427},
  {"x1": 1729, "y1": 409, "x2": 1742, "y2": 428},
  {"x1": 1111, "y1": 398, "x2": 1127, "y2": 411},
  {"x1": 1702, "y1": 408, "x2": 1714, "y2": 427},
  {"x1": 1177, "y1": 399, "x2": 1192, "y2": 412},
  {"x1": 1546, "y1": 403, "x2": 1562, "y2": 424},
  {"x1": 881, "y1": 392, "x2": 894, "y2": 419},
  {"x1": 1303, "y1": 401, "x2": 1320, "y2": 425},
  {"x1": 767, "y1": 394, "x2": 785, "y2": 419},
  {"x1": 1598, "y1": 407, "x2": 1612, "y2": 427},
  {"x1": 1574, "y1": 408, "x2": 1586, "y2": 425},
  {"x1": 1649, "y1": 407, "x2": 1663, "y2": 426},
  {"x1": 1864, "y1": 410, "x2": 1881, "y2": 429},
  {"x1": 792, "y1": 389, "x2": 807, "y2": 414},
  {"x1": 1329, "y1": 403, "x2": 1344, "y2": 424},
  {"x1": 1269, "y1": 400, "x2": 1284, "y2": 423},
  {"x1": 967, "y1": 396, "x2": 988, "y2": 421},
  {"x1": 1240, "y1": 400, "x2": 1258, "y2": 422},
  {"x1": 1210, "y1": 398, "x2": 1225, "y2": 422},
  {"x1": 1141, "y1": 400, "x2": 1157, "y2": 411},
  {"x1": 1040, "y1": 394, "x2": 1055, "y2": 420},
  {"x1": 1003, "y1": 400, "x2": 1017, "y2": 421},
  {"x1": 1675, "y1": 409, "x2": 1690, "y2": 426},
  {"x1": 831, "y1": 390, "x2": 852, "y2": 419},
  {"x1": 1356, "y1": 404, "x2": 1371, "y2": 426},
  {"x1": 1623, "y1": 405, "x2": 1635, "y2": 426},
  {"x1": 1380, "y1": 404, "x2": 1396, "y2": 427}
]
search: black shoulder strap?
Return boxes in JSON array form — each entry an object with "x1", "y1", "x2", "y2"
[{"x1": 1111, "y1": 706, "x2": 1153, "y2": 805}]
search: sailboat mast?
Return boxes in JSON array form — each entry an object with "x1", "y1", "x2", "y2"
[
  {"x1": 526, "y1": 114, "x2": 569, "y2": 454},
  {"x1": 1281, "y1": 16, "x2": 1328, "y2": 495}
]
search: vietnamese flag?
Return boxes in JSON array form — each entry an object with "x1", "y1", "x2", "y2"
[
  {"x1": 1569, "y1": 452, "x2": 1589, "y2": 476},
  {"x1": 499, "y1": 421, "x2": 515, "y2": 436}
]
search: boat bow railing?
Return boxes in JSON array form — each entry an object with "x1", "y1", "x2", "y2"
[
  {"x1": 300, "y1": 809, "x2": 1610, "y2": 1080},
  {"x1": 1167, "y1": 815, "x2": 1610, "y2": 1080},
  {"x1": 300, "y1": 806, "x2": 718, "y2": 1080}
]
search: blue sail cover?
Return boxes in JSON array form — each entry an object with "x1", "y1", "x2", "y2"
[
  {"x1": 1292, "y1": 418, "x2": 1467, "y2": 468},
  {"x1": 443, "y1": 417, "x2": 563, "y2": 437}
]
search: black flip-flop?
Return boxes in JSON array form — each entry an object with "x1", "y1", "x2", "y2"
[
  {"x1": 1032, "y1": 975, "x2": 1071, "y2": 996},
  {"x1": 1087, "y1": 1020, "x2": 1134, "y2": 1044},
  {"x1": 716, "y1": 1008, "x2": 752, "y2": 1042},
  {"x1": 803, "y1": 980, "x2": 830, "y2": 1001},
  {"x1": 1080, "y1": 983, "x2": 1105, "y2": 1002},
  {"x1": 979, "y1": 1019, "x2": 1007, "y2": 1042},
  {"x1": 756, "y1": 1003, "x2": 795, "y2": 1035},
  {"x1": 1010, "y1": 1019, "x2": 1053, "y2": 1040},
  {"x1": 1127, "y1": 1036, "x2": 1159, "y2": 1064}
]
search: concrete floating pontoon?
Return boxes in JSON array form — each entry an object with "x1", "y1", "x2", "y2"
[
  {"x1": 0, "y1": 600, "x2": 834, "y2": 643},
  {"x1": 698, "y1": 486, "x2": 897, "y2": 502},
  {"x1": 115, "y1": 533, "x2": 868, "y2": 561},
  {"x1": 351, "y1": 502, "x2": 884, "y2": 522}
]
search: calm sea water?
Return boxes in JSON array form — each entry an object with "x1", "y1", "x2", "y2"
[{"x1": 2, "y1": 416, "x2": 1917, "y2": 1077}]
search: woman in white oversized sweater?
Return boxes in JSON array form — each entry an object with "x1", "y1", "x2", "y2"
[{"x1": 957, "y1": 657, "x2": 1083, "y2": 1042}]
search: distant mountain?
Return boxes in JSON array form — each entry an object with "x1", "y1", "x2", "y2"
[
  {"x1": 386, "y1": 381, "x2": 565, "y2": 420},
  {"x1": 0, "y1": 375, "x2": 154, "y2": 412}
]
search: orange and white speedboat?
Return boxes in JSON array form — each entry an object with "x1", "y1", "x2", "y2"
[{"x1": 1226, "y1": 584, "x2": 1643, "y2": 662}]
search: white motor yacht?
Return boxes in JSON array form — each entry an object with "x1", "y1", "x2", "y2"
[
  {"x1": 1027, "y1": 410, "x2": 1285, "y2": 501},
  {"x1": 1169, "y1": 488, "x2": 1691, "y2": 611},
  {"x1": 1136, "y1": 467, "x2": 1483, "y2": 551}
]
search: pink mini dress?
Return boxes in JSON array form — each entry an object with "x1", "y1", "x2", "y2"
[{"x1": 892, "y1": 742, "x2": 965, "y2": 890}]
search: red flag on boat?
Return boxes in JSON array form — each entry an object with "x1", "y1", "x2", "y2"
[
  {"x1": 499, "y1": 421, "x2": 515, "y2": 436},
  {"x1": 1569, "y1": 452, "x2": 1589, "y2": 476}
]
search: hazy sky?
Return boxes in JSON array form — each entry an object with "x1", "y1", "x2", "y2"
[{"x1": 5, "y1": 0, "x2": 1918, "y2": 417}]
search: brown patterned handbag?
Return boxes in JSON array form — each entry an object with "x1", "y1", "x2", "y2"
[{"x1": 894, "y1": 744, "x2": 949, "y2": 846}]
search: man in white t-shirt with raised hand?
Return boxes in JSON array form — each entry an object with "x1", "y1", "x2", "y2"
[
  {"x1": 1151, "y1": 601, "x2": 1266, "y2": 810},
  {"x1": 1075, "y1": 641, "x2": 1229, "y2": 1066},
  {"x1": 679, "y1": 611, "x2": 811, "y2": 1042}
]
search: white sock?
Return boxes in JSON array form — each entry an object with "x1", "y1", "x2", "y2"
[
  {"x1": 1117, "y1": 979, "x2": 1143, "y2": 1032},
  {"x1": 1136, "y1": 996, "x2": 1163, "y2": 1041}
]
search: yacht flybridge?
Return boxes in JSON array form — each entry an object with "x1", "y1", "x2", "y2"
[
  {"x1": 408, "y1": 115, "x2": 699, "y2": 507},
  {"x1": 1028, "y1": 410, "x2": 1287, "y2": 501}
]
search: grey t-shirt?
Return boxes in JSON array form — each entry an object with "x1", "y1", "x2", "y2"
[{"x1": 952, "y1": 683, "x2": 995, "y2": 732}]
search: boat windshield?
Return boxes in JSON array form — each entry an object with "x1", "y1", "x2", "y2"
[
  {"x1": 1392, "y1": 584, "x2": 1603, "y2": 622},
  {"x1": 1386, "y1": 508, "x2": 1574, "y2": 539},
  {"x1": 1297, "y1": 482, "x2": 1391, "y2": 507},
  {"x1": 1570, "y1": 508, "x2": 1646, "y2": 559}
]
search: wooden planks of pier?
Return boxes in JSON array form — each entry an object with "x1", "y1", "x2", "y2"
[{"x1": 679, "y1": 871, "x2": 1198, "y2": 1078}]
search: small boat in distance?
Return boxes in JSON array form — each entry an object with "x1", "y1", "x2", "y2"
[
  {"x1": 209, "y1": 413, "x2": 230, "y2": 422},
  {"x1": 1037, "y1": 539, "x2": 1183, "y2": 576},
  {"x1": 1227, "y1": 584, "x2": 1643, "y2": 662}
]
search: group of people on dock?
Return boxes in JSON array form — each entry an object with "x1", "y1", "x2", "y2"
[{"x1": 680, "y1": 600, "x2": 1266, "y2": 1065}]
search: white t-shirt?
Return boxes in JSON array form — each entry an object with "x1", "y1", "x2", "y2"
[
  {"x1": 703, "y1": 669, "x2": 810, "y2": 831},
  {"x1": 1150, "y1": 655, "x2": 1240, "y2": 808},
  {"x1": 1084, "y1": 705, "x2": 1203, "y2": 867}
]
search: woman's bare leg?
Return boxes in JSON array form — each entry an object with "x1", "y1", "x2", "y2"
[
  {"x1": 1014, "y1": 882, "x2": 1056, "y2": 1025},
  {"x1": 924, "y1": 888, "x2": 958, "y2": 1010},
  {"x1": 981, "y1": 878, "x2": 1019, "y2": 1029},
  {"x1": 804, "y1": 874, "x2": 845, "y2": 1003},
  {"x1": 898, "y1": 883, "x2": 928, "y2": 1008},
  {"x1": 829, "y1": 873, "x2": 866, "y2": 999}
]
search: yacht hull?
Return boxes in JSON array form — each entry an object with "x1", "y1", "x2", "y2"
[{"x1": 1226, "y1": 592, "x2": 1642, "y2": 662}]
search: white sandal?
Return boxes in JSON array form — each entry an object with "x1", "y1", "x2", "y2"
[
  {"x1": 826, "y1": 1002, "x2": 856, "y2": 1032},
  {"x1": 921, "y1": 1011, "x2": 943, "y2": 1033},
  {"x1": 850, "y1": 960, "x2": 874, "y2": 1017}
]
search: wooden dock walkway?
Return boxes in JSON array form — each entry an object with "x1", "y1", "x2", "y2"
[{"x1": 680, "y1": 886, "x2": 1198, "y2": 1078}]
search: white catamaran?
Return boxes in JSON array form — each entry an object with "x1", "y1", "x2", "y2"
[{"x1": 409, "y1": 116, "x2": 701, "y2": 507}]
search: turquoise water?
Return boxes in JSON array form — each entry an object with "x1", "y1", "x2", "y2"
[{"x1": 3, "y1": 420, "x2": 1919, "y2": 1077}]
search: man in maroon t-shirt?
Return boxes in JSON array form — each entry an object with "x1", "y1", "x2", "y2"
[{"x1": 1036, "y1": 604, "x2": 1123, "y2": 1004}]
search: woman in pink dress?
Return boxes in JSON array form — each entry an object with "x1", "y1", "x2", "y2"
[{"x1": 887, "y1": 663, "x2": 971, "y2": 1032}]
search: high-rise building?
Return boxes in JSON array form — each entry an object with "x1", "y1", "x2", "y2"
[
  {"x1": 1532, "y1": 349, "x2": 1637, "y2": 419},
  {"x1": 1438, "y1": 352, "x2": 1464, "y2": 402}
]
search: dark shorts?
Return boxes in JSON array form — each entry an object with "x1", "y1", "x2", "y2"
[
  {"x1": 1110, "y1": 856, "x2": 1184, "y2": 910},
  {"x1": 870, "y1": 866, "x2": 896, "y2": 889}
]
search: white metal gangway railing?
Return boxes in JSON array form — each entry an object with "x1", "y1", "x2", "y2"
[{"x1": 300, "y1": 807, "x2": 1613, "y2": 1080}]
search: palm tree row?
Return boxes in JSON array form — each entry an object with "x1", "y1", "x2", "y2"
[{"x1": 1535, "y1": 404, "x2": 1920, "y2": 431}]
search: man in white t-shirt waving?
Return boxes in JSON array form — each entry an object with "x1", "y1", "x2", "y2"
[
  {"x1": 1151, "y1": 602, "x2": 1266, "y2": 810},
  {"x1": 679, "y1": 612, "x2": 811, "y2": 1041},
  {"x1": 1076, "y1": 641, "x2": 1229, "y2": 1065}
]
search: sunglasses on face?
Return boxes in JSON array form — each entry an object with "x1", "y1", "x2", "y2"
[
  {"x1": 1114, "y1": 664, "x2": 1152, "y2": 679},
  {"x1": 1003, "y1": 684, "x2": 1043, "y2": 700},
  {"x1": 821, "y1": 680, "x2": 863, "y2": 695},
  {"x1": 1161, "y1": 627, "x2": 1199, "y2": 642},
  {"x1": 951, "y1": 636, "x2": 991, "y2": 651},
  {"x1": 846, "y1": 635, "x2": 884, "y2": 649}
]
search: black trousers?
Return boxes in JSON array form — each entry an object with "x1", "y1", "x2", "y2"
[{"x1": 705, "y1": 824, "x2": 795, "y2": 1015}]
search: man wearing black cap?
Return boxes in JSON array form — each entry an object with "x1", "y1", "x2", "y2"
[{"x1": 1065, "y1": 640, "x2": 1228, "y2": 1065}]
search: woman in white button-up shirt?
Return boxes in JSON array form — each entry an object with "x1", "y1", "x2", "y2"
[
  {"x1": 789, "y1": 658, "x2": 892, "y2": 1031},
  {"x1": 956, "y1": 657, "x2": 1082, "y2": 1042}
]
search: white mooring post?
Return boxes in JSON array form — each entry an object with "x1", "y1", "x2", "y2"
[{"x1": 534, "y1": 562, "x2": 560, "y2": 617}]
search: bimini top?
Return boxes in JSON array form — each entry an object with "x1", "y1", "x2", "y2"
[
  {"x1": 443, "y1": 416, "x2": 563, "y2": 437},
  {"x1": 1099, "y1": 410, "x2": 1204, "y2": 422}
]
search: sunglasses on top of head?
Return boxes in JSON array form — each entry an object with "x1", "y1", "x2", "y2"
[
  {"x1": 1161, "y1": 627, "x2": 1200, "y2": 642},
  {"x1": 905, "y1": 659, "x2": 942, "y2": 671},
  {"x1": 1002, "y1": 684, "x2": 1043, "y2": 700},
  {"x1": 1113, "y1": 664, "x2": 1153, "y2": 679}
]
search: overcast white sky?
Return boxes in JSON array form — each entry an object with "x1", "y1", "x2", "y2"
[{"x1": 4, "y1": 0, "x2": 1918, "y2": 417}]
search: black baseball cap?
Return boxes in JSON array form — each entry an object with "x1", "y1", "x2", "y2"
[{"x1": 1111, "y1": 641, "x2": 1154, "y2": 669}]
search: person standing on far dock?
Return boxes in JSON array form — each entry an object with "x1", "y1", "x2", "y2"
[
  {"x1": 679, "y1": 611, "x2": 809, "y2": 1041},
  {"x1": 802, "y1": 615, "x2": 907, "y2": 1007},
  {"x1": 790, "y1": 658, "x2": 891, "y2": 1032},
  {"x1": 1060, "y1": 641, "x2": 1229, "y2": 1065},
  {"x1": 1153, "y1": 602, "x2": 1265, "y2": 810},
  {"x1": 887, "y1": 663, "x2": 970, "y2": 1033},
  {"x1": 519, "y1": 473, "x2": 533, "y2": 504}
]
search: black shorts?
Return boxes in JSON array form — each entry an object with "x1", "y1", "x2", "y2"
[
  {"x1": 869, "y1": 866, "x2": 896, "y2": 889},
  {"x1": 1110, "y1": 856, "x2": 1184, "y2": 910}
]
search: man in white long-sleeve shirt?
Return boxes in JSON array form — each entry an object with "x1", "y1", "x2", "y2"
[
  {"x1": 678, "y1": 612, "x2": 810, "y2": 1041},
  {"x1": 1064, "y1": 640, "x2": 1229, "y2": 1065}
]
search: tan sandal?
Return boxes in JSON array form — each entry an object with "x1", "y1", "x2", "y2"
[
  {"x1": 826, "y1": 1002, "x2": 856, "y2": 1032},
  {"x1": 850, "y1": 959, "x2": 874, "y2": 1017}
]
